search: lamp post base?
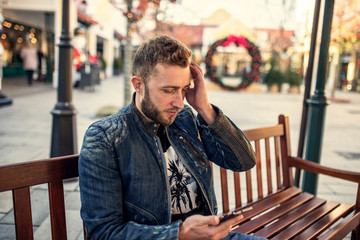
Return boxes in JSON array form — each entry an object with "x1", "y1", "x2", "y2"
[
  {"x1": 0, "y1": 92, "x2": 12, "y2": 107},
  {"x1": 50, "y1": 108, "x2": 77, "y2": 157}
]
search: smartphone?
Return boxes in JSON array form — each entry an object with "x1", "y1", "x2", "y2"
[{"x1": 219, "y1": 206, "x2": 253, "y2": 223}]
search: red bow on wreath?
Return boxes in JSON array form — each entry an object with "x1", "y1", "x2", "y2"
[{"x1": 223, "y1": 35, "x2": 249, "y2": 48}]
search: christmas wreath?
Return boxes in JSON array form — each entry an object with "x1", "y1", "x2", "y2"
[{"x1": 205, "y1": 35, "x2": 262, "y2": 91}]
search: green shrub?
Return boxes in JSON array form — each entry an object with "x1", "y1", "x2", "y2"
[
  {"x1": 96, "y1": 105, "x2": 119, "y2": 118},
  {"x1": 285, "y1": 68, "x2": 303, "y2": 87},
  {"x1": 113, "y1": 57, "x2": 123, "y2": 70},
  {"x1": 263, "y1": 68, "x2": 285, "y2": 89}
]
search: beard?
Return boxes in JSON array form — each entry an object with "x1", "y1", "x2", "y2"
[{"x1": 141, "y1": 87, "x2": 180, "y2": 126}]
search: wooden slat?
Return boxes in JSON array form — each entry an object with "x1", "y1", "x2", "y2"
[
  {"x1": 245, "y1": 170, "x2": 253, "y2": 203},
  {"x1": 274, "y1": 136, "x2": 282, "y2": 189},
  {"x1": 0, "y1": 155, "x2": 79, "y2": 191},
  {"x1": 13, "y1": 187, "x2": 33, "y2": 240},
  {"x1": 233, "y1": 172, "x2": 241, "y2": 208},
  {"x1": 235, "y1": 192, "x2": 314, "y2": 234},
  {"x1": 319, "y1": 211, "x2": 360, "y2": 240},
  {"x1": 294, "y1": 203, "x2": 354, "y2": 240},
  {"x1": 231, "y1": 187, "x2": 301, "y2": 229},
  {"x1": 49, "y1": 181, "x2": 68, "y2": 240},
  {"x1": 288, "y1": 156, "x2": 360, "y2": 184},
  {"x1": 265, "y1": 138, "x2": 272, "y2": 194},
  {"x1": 272, "y1": 201, "x2": 340, "y2": 240},
  {"x1": 279, "y1": 115, "x2": 292, "y2": 187},
  {"x1": 243, "y1": 124, "x2": 284, "y2": 141},
  {"x1": 255, "y1": 140, "x2": 263, "y2": 198},
  {"x1": 220, "y1": 168, "x2": 229, "y2": 213},
  {"x1": 254, "y1": 197, "x2": 326, "y2": 238}
]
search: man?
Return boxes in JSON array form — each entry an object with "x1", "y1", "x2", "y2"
[{"x1": 79, "y1": 35, "x2": 263, "y2": 240}]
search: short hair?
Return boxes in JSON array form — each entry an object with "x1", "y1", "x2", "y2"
[{"x1": 131, "y1": 35, "x2": 192, "y2": 84}]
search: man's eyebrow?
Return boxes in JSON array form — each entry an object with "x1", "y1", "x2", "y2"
[{"x1": 162, "y1": 84, "x2": 191, "y2": 89}]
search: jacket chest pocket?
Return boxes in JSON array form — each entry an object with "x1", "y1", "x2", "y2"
[{"x1": 178, "y1": 135, "x2": 208, "y2": 168}]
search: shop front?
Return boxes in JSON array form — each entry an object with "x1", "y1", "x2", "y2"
[
  {"x1": 339, "y1": 51, "x2": 360, "y2": 92},
  {"x1": 1, "y1": 19, "x2": 42, "y2": 78}
]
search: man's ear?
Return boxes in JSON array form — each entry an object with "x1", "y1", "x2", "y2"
[{"x1": 131, "y1": 76, "x2": 143, "y2": 93}]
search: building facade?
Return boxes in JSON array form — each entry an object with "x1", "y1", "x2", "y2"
[{"x1": 1, "y1": 0, "x2": 126, "y2": 87}]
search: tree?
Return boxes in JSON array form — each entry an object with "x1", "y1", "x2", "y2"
[
  {"x1": 330, "y1": 0, "x2": 359, "y2": 96},
  {"x1": 110, "y1": 0, "x2": 178, "y2": 105},
  {"x1": 264, "y1": 0, "x2": 297, "y2": 57}
]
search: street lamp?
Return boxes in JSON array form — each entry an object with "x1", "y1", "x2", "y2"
[
  {"x1": 123, "y1": 0, "x2": 134, "y2": 106},
  {"x1": 0, "y1": 0, "x2": 12, "y2": 107},
  {"x1": 50, "y1": 0, "x2": 77, "y2": 157},
  {"x1": 302, "y1": 0, "x2": 335, "y2": 195}
]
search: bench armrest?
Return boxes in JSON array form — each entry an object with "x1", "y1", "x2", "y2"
[{"x1": 288, "y1": 156, "x2": 360, "y2": 184}]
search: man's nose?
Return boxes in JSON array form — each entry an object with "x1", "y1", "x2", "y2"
[{"x1": 172, "y1": 91, "x2": 184, "y2": 109}]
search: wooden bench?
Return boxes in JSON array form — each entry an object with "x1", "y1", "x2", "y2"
[
  {"x1": 0, "y1": 154, "x2": 83, "y2": 240},
  {"x1": 215, "y1": 114, "x2": 360, "y2": 239},
  {"x1": 0, "y1": 114, "x2": 359, "y2": 239}
]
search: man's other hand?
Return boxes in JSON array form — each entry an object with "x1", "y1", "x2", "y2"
[{"x1": 178, "y1": 214, "x2": 243, "y2": 240}]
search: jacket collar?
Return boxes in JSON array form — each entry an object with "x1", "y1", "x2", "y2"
[{"x1": 130, "y1": 93, "x2": 161, "y2": 135}]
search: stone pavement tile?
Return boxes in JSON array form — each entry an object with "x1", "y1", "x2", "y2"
[
  {"x1": 0, "y1": 191, "x2": 12, "y2": 213},
  {"x1": 34, "y1": 210, "x2": 83, "y2": 240},
  {"x1": 0, "y1": 223, "x2": 17, "y2": 240},
  {"x1": 64, "y1": 179, "x2": 80, "y2": 192},
  {"x1": 32, "y1": 179, "x2": 79, "y2": 192},
  {"x1": 65, "y1": 191, "x2": 81, "y2": 211},
  {"x1": 1, "y1": 189, "x2": 50, "y2": 226}
]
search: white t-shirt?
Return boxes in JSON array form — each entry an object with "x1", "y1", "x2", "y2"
[{"x1": 164, "y1": 146, "x2": 199, "y2": 215}]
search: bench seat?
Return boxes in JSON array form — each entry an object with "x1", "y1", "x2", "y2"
[{"x1": 215, "y1": 114, "x2": 360, "y2": 239}]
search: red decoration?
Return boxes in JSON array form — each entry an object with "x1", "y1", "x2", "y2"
[{"x1": 205, "y1": 35, "x2": 262, "y2": 91}]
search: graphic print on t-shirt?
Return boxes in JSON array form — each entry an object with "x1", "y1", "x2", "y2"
[{"x1": 164, "y1": 146, "x2": 199, "y2": 215}]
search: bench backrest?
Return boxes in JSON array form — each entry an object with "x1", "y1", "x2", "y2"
[
  {"x1": 0, "y1": 154, "x2": 80, "y2": 240},
  {"x1": 213, "y1": 114, "x2": 292, "y2": 213}
]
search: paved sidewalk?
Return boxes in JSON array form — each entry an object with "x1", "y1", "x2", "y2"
[{"x1": 0, "y1": 75, "x2": 359, "y2": 239}]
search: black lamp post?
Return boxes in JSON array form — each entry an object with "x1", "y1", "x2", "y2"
[
  {"x1": 50, "y1": 0, "x2": 77, "y2": 157},
  {"x1": 302, "y1": 0, "x2": 335, "y2": 194},
  {"x1": 123, "y1": 0, "x2": 133, "y2": 106}
]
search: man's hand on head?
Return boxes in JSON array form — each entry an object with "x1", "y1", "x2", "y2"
[{"x1": 187, "y1": 62, "x2": 217, "y2": 125}]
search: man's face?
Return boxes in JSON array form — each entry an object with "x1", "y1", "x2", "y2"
[{"x1": 140, "y1": 63, "x2": 191, "y2": 126}]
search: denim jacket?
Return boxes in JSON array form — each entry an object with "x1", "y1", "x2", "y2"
[{"x1": 79, "y1": 97, "x2": 256, "y2": 240}]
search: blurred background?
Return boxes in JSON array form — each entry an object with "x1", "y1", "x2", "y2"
[
  {"x1": 0, "y1": 0, "x2": 359, "y2": 96},
  {"x1": 0, "y1": 2, "x2": 359, "y2": 238}
]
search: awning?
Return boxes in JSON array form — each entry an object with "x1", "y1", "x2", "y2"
[
  {"x1": 77, "y1": 12, "x2": 98, "y2": 26},
  {"x1": 114, "y1": 31, "x2": 125, "y2": 40}
]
